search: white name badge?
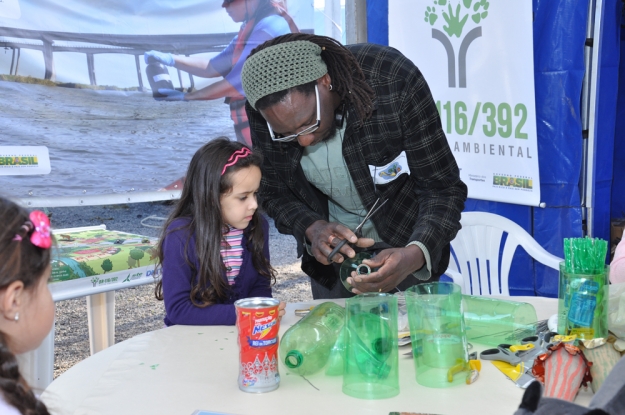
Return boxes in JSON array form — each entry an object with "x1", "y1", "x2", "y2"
[
  {"x1": 0, "y1": 146, "x2": 51, "y2": 175},
  {"x1": 368, "y1": 151, "x2": 411, "y2": 185}
]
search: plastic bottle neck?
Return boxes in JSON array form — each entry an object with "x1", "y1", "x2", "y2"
[{"x1": 285, "y1": 350, "x2": 303, "y2": 368}]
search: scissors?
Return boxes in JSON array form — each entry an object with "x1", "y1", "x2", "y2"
[
  {"x1": 510, "y1": 332, "x2": 557, "y2": 361},
  {"x1": 479, "y1": 344, "x2": 525, "y2": 366},
  {"x1": 326, "y1": 197, "x2": 388, "y2": 263},
  {"x1": 480, "y1": 332, "x2": 557, "y2": 367}
]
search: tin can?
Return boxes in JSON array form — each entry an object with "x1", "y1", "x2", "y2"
[{"x1": 234, "y1": 297, "x2": 281, "y2": 393}]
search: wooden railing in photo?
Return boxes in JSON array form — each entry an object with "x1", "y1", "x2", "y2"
[
  {"x1": 0, "y1": 27, "x2": 237, "y2": 89},
  {"x1": 17, "y1": 225, "x2": 160, "y2": 392},
  {"x1": 0, "y1": 27, "x2": 312, "y2": 88}
]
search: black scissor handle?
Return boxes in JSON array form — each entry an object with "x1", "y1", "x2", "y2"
[
  {"x1": 480, "y1": 348, "x2": 503, "y2": 359},
  {"x1": 479, "y1": 347, "x2": 522, "y2": 365},
  {"x1": 326, "y1": 198, "x2": 388, "y2": 263},
  {"x1": 327, "y1": 238, "x2": 349, "y2": 263}
]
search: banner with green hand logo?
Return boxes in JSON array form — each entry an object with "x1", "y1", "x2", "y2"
[{"x1": 390, "y1": 1, "x2": 540, "y2": 206}]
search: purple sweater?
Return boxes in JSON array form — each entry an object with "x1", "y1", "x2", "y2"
[{"x1": 161, "y1": 217, "x2": 272, "y2": 326}]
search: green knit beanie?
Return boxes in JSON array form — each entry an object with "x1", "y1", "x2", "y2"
[{"x1": 241, "y1": 40, "x2": 328, "y2": 109}]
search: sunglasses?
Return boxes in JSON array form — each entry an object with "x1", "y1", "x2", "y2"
[{"x1": 266, "y1": 84, "x2": 321, "y2": 142}]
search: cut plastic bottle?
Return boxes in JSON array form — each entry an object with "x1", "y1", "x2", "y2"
[{"x1": 279, "y1": 302, "x2": 346, "y2": 376}]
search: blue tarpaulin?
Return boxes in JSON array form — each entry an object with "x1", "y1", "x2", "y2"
[
  {"x1": 369, "y1": 0, "x2": 622, "y2": 296},
  {"x1": 612, "y1": 9, "x2": 625, "y2": 230}
]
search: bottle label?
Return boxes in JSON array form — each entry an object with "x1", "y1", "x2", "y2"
[
  {"x1": 152, "y1": 73, "x2": 171, "y2": 83},
  {"x1": 247, "y1": 337, "x2": 278, "y2": 347},
  {"x1": 567, "y1": 280, "x2": 599, "y2": 327}
]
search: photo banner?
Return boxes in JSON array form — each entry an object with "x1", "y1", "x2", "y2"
[
  {"x1": 389, "y1": 0, "x2": 541, "y2": 206},
  {"x1": 48, "y1": 225, "x2": 161, "y2": 302},
  {"x1": 0, "y1": 0, "x2": 317, "y2": 205}
]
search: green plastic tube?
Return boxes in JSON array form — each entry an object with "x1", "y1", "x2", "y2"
[{"x1": 342, "y1": 293, "x2": 399, "y2": 399}]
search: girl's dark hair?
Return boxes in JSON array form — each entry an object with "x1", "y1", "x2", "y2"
[
  {"x1": 0, "y1": 197, "x2": 51, "y2": 415},
  {"x1": 253, "y1": 33, "x2": 375, "y2": 122},
  {"x1": 155, "y1": 138, "x2": 275, "y2": 307}
]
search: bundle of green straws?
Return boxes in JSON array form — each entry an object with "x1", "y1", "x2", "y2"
[{"x1": 563, "y1": 236, "x2": 608, "y2": 274}]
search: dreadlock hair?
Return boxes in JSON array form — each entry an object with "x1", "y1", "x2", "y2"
[
  {"x1": 252, "y1": 33, "x2": 375, "y2": 123},
  {"x1": 155, "y1": 138, "x2": 275, "y2": 308},
  {"x1": 0, "y1": 197, "x2": 52, "y2": 415}
]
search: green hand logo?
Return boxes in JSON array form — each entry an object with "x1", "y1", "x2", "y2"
[
  {"x1": 423, "y1": 0, "x2": 489, "y2": 88},
  {"x1": 425, "y1": 0, "x2": 489, "y2": 37}
]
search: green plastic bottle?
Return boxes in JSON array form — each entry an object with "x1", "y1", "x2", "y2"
[
  {"x1": 346, "y1": 312, "x2": 393, "y2": 379},
  {"x1": 325, "y1": 326, "x2": 347, "y2": 376},
  {"x1": 279, "y1": 302, "x2": 346, "y2": 375}
]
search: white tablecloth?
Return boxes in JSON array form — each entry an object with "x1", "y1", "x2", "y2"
[{"x1": 41, "y1": 296, "x2": 593, "y2": 415}]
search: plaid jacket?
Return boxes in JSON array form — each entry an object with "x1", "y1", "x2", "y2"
[{"x1": 246, "y1": 43, "x2": 467, "y2": 289}]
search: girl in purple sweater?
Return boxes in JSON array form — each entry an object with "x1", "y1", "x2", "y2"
[{"x1": 155, "y1": 138, "x2": 284, "y2": 326}]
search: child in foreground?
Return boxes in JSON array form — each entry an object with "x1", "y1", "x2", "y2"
[
  {"x1": 155, "y1": 138, "x2": 285, "y2": 325},
  {"x1": 0, "y1": 197, "x2": 55, "y2": 415}
]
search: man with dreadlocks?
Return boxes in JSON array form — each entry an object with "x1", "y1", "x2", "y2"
[{"x1": 241, "y1": 34, "x2": 467, "y2": 298}]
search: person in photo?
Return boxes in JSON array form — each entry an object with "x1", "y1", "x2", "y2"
[{"x1": 144, "y1": 0, "x2": 298, "y2": 145}]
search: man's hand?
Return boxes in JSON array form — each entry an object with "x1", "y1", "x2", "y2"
[
  {"x1": 144, "y1": 50, "x2": 175, "y2": 66},
  {"x1": 155, "y1": 88, "x2": 186, "y2": 101},
  {"x1": 305, "y1": 220, "x2": 374, "y2": 265},
  {"x1": 346, "y1": 245, "x2": 425, "y2": 293},
  {"x1": 278, "y1": 301, "x2": 286, "y2": 320}
]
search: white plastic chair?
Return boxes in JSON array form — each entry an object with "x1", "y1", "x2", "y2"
[{"x1": 445, "y1": 212, "x2": 563, "y2": 296}]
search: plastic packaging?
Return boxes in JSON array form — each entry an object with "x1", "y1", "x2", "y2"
[
  {"x1": 557, "y1": 262, "x2": 609, "y2": 340},
  {"x1": 582, "y1": 342, "x2": 622, "y2": 393},
  {"x1": 607, "y1": 282, "x2": 625, "y2": 339},
  {"x1": 406, "y1": 282, "x2": 469, "y2": 388},
  {"x1": 463, "y1": 295, "x2": 538, "y2": 347},
  {"x1": 279, "y1": 302, "x2": 345, "y2": 376},
  {"x1": 342, "y1": 293, "x2": 399, "y2": 399},
  {"x1": 543, "y1": 346, "x2": 589, "y2": 401}
]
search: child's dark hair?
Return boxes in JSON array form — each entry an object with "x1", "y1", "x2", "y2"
[
  {"x1": 155, "y1": 138, "x2": 275, "y2": 306},
  {"x1": 0, "y1": 197, "x2": 51, "y2": 415}
]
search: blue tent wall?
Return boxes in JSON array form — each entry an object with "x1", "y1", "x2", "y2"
[
  {"x1": 612, "y1": 10, "x2": 625, "y2": 241},
  {"x1": 531, "y1": 0, "x2": 588, "y2": 296},
  {"x1": 367, "y1": 0, "x2": 620, "y2": 296},
  {"x1": 366, "y1": 0, "x2": 387, "y2": 46}
]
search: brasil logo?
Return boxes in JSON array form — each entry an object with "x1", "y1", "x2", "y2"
[
  {"x1": 0, "y1": 156, "x2": 39, "y2": 166},
  {"x1": 493, "y1": 175, "x2": 533, "y2": 189}
]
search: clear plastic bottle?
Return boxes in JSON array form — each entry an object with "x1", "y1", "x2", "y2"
[{"x1": 279, "y1": 302, "x2": 345, "y2": 375}]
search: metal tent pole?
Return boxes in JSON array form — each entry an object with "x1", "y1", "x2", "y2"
[
  {"x1": 325, "y1": 0, "x2": 343, "y2": 41},
  {"x1": 583, "y1": 0, "x2": 605, "y2": 237},
  {"x1": 345, "y1": 0, "x2": 367, "y2": 44}
]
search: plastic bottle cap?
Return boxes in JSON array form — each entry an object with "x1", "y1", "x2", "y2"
[{"x1": 285, "y1": 351, "x2": 303, "y2": 368}]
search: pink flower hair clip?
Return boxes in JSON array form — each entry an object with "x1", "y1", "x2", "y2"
[
  {"x1": 12, "y1": 211, "x2": 51, "y2": 249},
  {"x1": 30, "y1": 210, "x2": 51, "y2": 249}
]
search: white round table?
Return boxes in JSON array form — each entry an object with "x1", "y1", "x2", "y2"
[{"x1": 42, "y1": 296, "x2": 593, "y2": 415}]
